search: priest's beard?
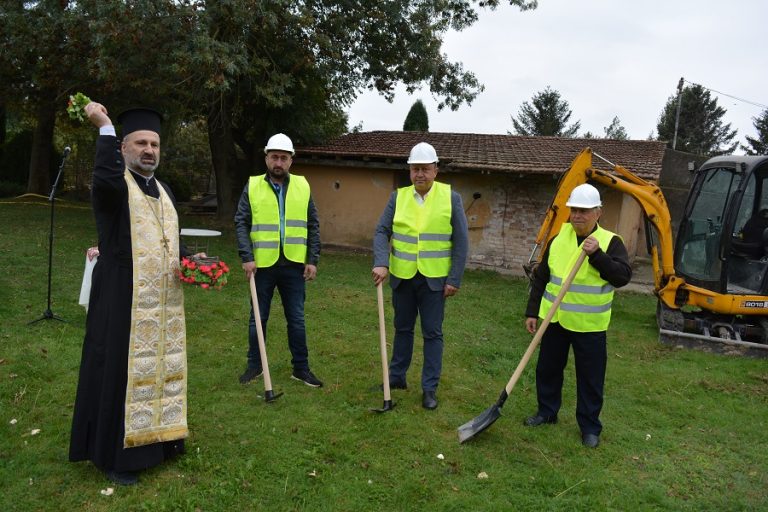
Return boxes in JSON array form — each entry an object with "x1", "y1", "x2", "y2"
[{"x1": 128, "y1": 156, "x2": 159, "y2": 175}]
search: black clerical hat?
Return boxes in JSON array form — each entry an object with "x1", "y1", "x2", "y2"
[{"x1": 117, "y1": 108, "x2": 162, "y2": 137}]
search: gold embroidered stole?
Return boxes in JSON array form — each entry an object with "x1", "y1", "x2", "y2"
[{"x1": 123, "y1": 170, "x2": 188, "y2": 448}]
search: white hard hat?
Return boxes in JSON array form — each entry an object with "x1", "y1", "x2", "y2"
[
  {"x1": 264, "y1": 133, "x2": 295, "y2": 155},
  {"x1": 407, "y1": 142, "x2": 439, "y2": 164},
  {"x1": 566, "y1": 183, "x2": 602, "y2": 208}
]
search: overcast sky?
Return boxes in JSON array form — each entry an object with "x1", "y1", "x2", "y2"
[{"x1": 346, "y1": 0, "x2": 768, "y2": 151}]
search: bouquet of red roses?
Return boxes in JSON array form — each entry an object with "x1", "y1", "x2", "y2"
[{"x1": 178, "y1": 256, "x2": 230, "y2": 290}]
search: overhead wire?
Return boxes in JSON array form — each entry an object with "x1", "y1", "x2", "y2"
[{"x1": 683, "y1": 79, "x2": 767, "y2": 111}]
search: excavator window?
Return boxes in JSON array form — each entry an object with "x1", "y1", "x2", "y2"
[
  {"x1": 676, "y1": 167, "x2": 734, "y2": 283},
  {"x1": 728, "y1": 168, "x2": 768, "y2": 294}
]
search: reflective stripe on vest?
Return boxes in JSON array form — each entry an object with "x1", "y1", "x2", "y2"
[
  {"x1": 248, "y1": 174, "x2": 310, "y2": 267},
  {"x1": 389, "y1": 182, "x2": 453, "y2": 279},
  {"x1": 538, "y1": 223, "x2": 619, "y2": 332}
]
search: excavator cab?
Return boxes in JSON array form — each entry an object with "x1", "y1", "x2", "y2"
[{"x1": 676, "y1": 156, "x2": 768, "y2": 296}]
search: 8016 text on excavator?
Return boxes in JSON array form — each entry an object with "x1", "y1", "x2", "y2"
[{"x1": 527, "y1": 148, "x2": 768, "y2": 357}]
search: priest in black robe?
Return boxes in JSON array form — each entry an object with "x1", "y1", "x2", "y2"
[{"x1": 69, "y1": 102, "x2": 200, "y2": 486}]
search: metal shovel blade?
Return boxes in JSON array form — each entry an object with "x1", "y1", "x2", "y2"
[
  {"x1": 457, "y1": 404, "x2": 502, "y2": 443},
  {"x1": 264, "y1": 390, "x2": 284, "y2": 403},
  {"x1": 370, "y1": 399, "x2": 395, "y2": 413}
]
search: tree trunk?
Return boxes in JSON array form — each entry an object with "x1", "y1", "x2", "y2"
[
  {"x1": 207, "y1": 98, "x2": 240, "y2": 220},
  {"x1": 27, "y1": 99, "x2": 56, "y2": 195}
]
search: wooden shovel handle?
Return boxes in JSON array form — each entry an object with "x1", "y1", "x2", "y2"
[
  {"x1": 377, "y1": 282, "x2": 392, "y2": 401},
  {"x1": 504, "y1": 249, "x2": 588, "y2": 395},
  {"x1": 249, "y1": 274, "x2": 275, "y2": 392}
]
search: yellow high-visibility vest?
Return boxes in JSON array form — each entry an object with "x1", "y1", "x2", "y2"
[
  {"x1": 390, "y1": 182, "x2": 452, "y2": 279},
  {"x1": 248, "y1": 174, "x2": 310, "y2": 267},
  {"x1": 539, "y1": 223, "x2": 619, "y2": 332}
]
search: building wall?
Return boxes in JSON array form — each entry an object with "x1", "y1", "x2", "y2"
[
  {"x1": 293, "y1": 163, "x2": 640, "y2": 275},
  {"x1": 445, "y1": 173, "x2": 639, "y2": 274},
  {"x1": 292, "y1": 163, "x2": 396, "y2": 248}
]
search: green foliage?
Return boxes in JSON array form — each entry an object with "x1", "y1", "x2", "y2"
[
  {"x1": 0, "y1": 1, "x2": 96, "y2": 193},
  {"x1": 157, "y1": 171, "x2": 193, "y2": 203},
  {"x1": 656, "y1": 84, "x2": 738, "y2": 156},
  {"x1": 403, "y1": 100, "x2": 430, "y2": 132},
  {"x1": 1, "y1": 201, "x2": 767, "y2": 511},
  {"x1": 742, "y1": 108, "x2": 768, "y2": 155},
  {"x1": 161, "y1": 118, "x2": 213, "y2": 198},
  {"x1": 603, "y1": 116, "x2": 629, "y2": 140},
  {"x1": 510, "y1": 86, "x2": 581, "y2": 137}
]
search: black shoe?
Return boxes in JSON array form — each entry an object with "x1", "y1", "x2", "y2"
[
  {"x1": 105, "y1": 470, "x2": 139, "y2": 486},
  {"x1": 377, "y1": 381, "x2": 407, "y2": 391},
  {"x1": 582, "y1": 433, "x2": 600, "y2": 448},
  {"x1": 422, "y1": 390, "x2": 438, "y2": 410},
  {"x1": 523, "y1": 414, "x2": 558, "y2": 427},
  {"x1": 239, "y1": 367, "x2": 263, "y2": 384},
  {"x1": 291, "y1": 369, "x2": 323, "y2": 388}
]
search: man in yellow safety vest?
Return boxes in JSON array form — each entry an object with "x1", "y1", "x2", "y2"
[
  {"x1": 372, "y1": 142, "x2": 469, "y2": 410},
  {"x1": 234, "y1": 133, "x2": 323, "y2": 388},
  {"x1": 524, "y1": 183, "x2": 632, "y2": 448}
]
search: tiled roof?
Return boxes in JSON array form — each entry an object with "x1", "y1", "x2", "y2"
[{"x1": 297, "y1": 131, "x2": 667, "y2": 179}]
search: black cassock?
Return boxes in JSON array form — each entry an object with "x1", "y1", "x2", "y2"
[{"x1": 69, "y1": 135, "x2": 188, "y2": 472}]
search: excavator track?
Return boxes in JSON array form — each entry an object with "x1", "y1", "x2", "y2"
[{"x1": 658, "y1": 328, "x2": 768, "y2": 358}]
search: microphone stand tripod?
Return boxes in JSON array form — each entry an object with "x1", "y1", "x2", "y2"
[{"x1": 29, "y1": 148, "x2": 71, "y2": 325}]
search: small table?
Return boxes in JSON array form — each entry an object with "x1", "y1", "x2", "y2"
[{"x1": 180, "y1": 228, "x2": 222, "y2": 254}]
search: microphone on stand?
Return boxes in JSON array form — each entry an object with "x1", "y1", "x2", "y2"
[
  {"x1": 49, "y1": 147, "x2": 72, "y2": 202},
  {"x1": 31, "y1": 144, "x2": 72, "y2": 324}
]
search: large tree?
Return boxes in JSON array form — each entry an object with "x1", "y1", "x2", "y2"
[
  {"x1": 0, "y1": 0, "x2": 201, "y2": 194},
  {"x1": 741, "y1": 108, "x2": 768, "y2": 155},
  {"x1": 656, "y1": 84, "x2": 738, "y2": 156},
  {"x1": 403, "y1": 99, "x2": 430, "y2": 131},
  {"x1": 0, "y1": 1, "x2": 90, "y2": 194},
  {"x1": 509, "y1": 86, "x2": 581, "y2": 137},
  {"x1": 197, "y1": 0, "x2": 538, "y2": 217},
  {"x1": 2, "y1": 0, "x2": 538, "y2": 213}
]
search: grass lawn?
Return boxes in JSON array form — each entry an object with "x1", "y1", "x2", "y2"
[{"x1": 1, "y1": 198, "x2": 766, "y2": 511}]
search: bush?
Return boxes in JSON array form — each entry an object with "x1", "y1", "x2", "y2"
[
  {"x1": 0, "y1": 130, "x2": 33, "y2": 185},
  {"x1": 158, "y1": 171, "x2": 192, "y2": 202},
  {"x1": 0, "y1": 180, "x2": 26, "y2": 198}
]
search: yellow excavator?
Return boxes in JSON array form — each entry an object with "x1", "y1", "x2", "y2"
[{"x1": 528, "y1": 148, "x2": 768, "y2": 357}]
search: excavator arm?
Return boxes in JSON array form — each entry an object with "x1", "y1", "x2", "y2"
[{"x1": 530, "y1": 148, "x2": 674, "y2": 292}]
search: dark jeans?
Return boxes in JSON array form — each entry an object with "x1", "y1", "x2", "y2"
[
  {"x1": 390, "y1": 273, "x2": 446, "y2": 391},
  {"x1": 535, "y1": 322, "x2": 607, "y2": 435},
  {"x1": 247, "y1": 263, "x2": 309, "y2": 371}
]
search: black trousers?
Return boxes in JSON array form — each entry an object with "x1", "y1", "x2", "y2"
[
  {"x1": 390, "y1": 273, "x2": 446, "y2": 391},
  {"x1": 535, "y1": 322, "x2": 607, "y2": 435}
]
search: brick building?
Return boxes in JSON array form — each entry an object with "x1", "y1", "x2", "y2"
[{"x1": 293, "y1": 131, "x2": 685, "y2": 275}]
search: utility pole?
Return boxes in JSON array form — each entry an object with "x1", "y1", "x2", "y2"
[{"x1": 672, "y1": 77, "x2": 684, "y2": 150}]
